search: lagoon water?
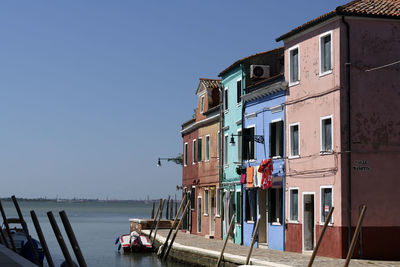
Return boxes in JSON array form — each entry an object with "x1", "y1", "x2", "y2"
[{"x1": 1, "y1": 200, "x2": 186, "y2": 267}]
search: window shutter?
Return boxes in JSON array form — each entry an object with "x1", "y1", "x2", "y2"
[
  {"x1": 237, "y1": 80, "x2": 241, "y2": 103},
  {"x1": 243, "y1": 128, "x2": 250, "y2": 160},
  {"x1": 198, "y1": 139, "x2": 202, "y2": 161},
  {"x1": 278, "y1": 121, "x2": 284, "y2": 157}
]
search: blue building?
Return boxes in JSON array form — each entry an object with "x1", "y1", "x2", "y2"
[{"x1": 240, "y1": 48, "x2": 287, "y2": 251}]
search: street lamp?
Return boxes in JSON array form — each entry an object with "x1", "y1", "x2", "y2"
[
  {"x1": 229, "y1": 133, "x2": 265, "y2": 146},
  {"x1": 157, "y1": 156, "x2": 183, "y2": 167}
]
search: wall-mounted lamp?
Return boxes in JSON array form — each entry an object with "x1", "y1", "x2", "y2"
[
  {"x1": 229, "y1": 133, "x2": 265, "y2": 146},
  {"x1": 157, "y1": 156, "x2": 183, "y2": 167}
]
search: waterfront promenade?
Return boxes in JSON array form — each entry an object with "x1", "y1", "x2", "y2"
[
  {"x1": 0, "y1": 244, "x2": 37, "y2": 267},
  {"x1": 146, "y1": 229, "x2": 400, "y2": 267}
]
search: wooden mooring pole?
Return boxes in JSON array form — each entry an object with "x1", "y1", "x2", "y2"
[
  {"x1": 245, "y1": 217, "x2": 260, "y2": 265},
  {"x1": 162, "y1": 200, "x2": 190, "y2": 261},
  {"x1": 159, "y1": 194, "x2": 187, "y2": 258},
  {"x1": 151, "y1": 202, "x2": 155, "y2": 219},
  {"x1": 60, "y1": 210, "x2": 87, "y2": 267},
  {"x1": 47, "y1": 211, "x2": 76, "y2": 267},
  {"x1": 344, "y1": 205, "x2": 367, "y2": 267},
  {"x1": 151, "y1": 199, "x2": 166, "y2": 243},
  {"x1": 216, "y1": 215, "x2": 235, "y2": 267},
  {"x1": 166, "y1": 196, "x2": 170, "y2": 219},
  {"x1": 0, "y1": 200, "x2": 16, "y2": 251},
  {"x1": 308, "y1": 207, "x2": 334, "y2": 267},
  {"x1": 169, "y1": 199, "x2": 173, "y2": 220},
  {"x1": 31, "y1": 210, "x2": 55, "y2": 267},
  {"x1": 149, "y1": 199, "x2": 162, "y2": 237}
]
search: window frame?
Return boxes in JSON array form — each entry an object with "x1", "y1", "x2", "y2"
[
  {"x1": 217, "y1": 131, "x2": 220, "y2": 160},
  {"x1": 289, "y1": 122, "x2": 300, "y2": 158},
  {"x1": 320, "y1": 115, "x2": 333, "y2": 154},
  {"x1": 184, "y1": 142, "x2": 188, "y2": 166},
  {"x1": 224, "y1": 87, "x2": 229, "y2": 112},
  {"x1": 236, "y1": 79, "x2": 242, "y2": 105},
  {"x1": 319, "y1": 31, "x2": 333, "y2": 76},
  {"x1": 289, "y1": 187, "x2": 300, "y2": 223},
  {"x1": 200, "y1": 95, "x2": 205, "y2": 113},
  {"x1": 237, "y1": 129, "x2": 242, "y2": 163},
  {"x1": 205, "y1": 135, "x2": 210, "y2": 162},
  {"x1": 204, "y1": 190, "x2": 209, "y2": 216},
  {"x1": 197, "y1": 195, "x2": 202, "y2": 233},
  {"x1": 244, "y1": 125, "x2": 256, "y2": 162},
  {"x1": 198, "y1": 137, "x2": 203, "y2": 162},
  {"x1": 269, "y1": 118, "x2": 284, "y2": 159},
  {"x1": 320, "y1": 186, "x2": 334, "y2": 225},
  {"x1": 224, "y1": 133, "x2": 229, "y2": 167},
  {"x1": 288, "y1": 45, "x2": 300, "y2": 86},
  {"x1": 192, "y1": 139, "x2": 197, "y2": 164},
  {"x1": 216, "y1": 188, "x2": 221, "y2": 217}
]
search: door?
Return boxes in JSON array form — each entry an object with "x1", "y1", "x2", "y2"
[
  {"x1": 258, "y1": 189, "x2": 268, "y2": 244},
  {"x1": 210, "y1": 189, "x2": 215, "y2": 236},
  {"x1": 197, "y1": 197, "x2": 202, "y2": 233},
  {"x1": 303, "y1": 194, "x2": 315, "y2": 251}
]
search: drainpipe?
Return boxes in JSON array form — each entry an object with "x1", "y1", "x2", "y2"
[
  {"x1": 241, "y1": 63, "x2": 245, "y2": 245},
  {"x1": 219, "y1": 80, "x2": 224, "y2": 238},
  {"x1": 342, "y1": 15, "x2": 352, "y2": 250}
]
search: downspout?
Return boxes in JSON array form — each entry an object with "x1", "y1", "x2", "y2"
[
  {"x1": 342, "y1": 15, "x2": 352, "y2": 250},
  {"x1": 241, "y1": 63, "x2": 245, "y2": 245},
  {"x1": 219, "y1": 80, "x2": 224, "y2": 238}
]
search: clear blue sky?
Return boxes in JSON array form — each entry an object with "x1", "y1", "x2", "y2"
[{"x1": 0, "y1": 0, "x2": 349, "y2": 200}]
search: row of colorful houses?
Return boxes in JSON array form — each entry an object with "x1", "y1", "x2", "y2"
[{"x1": 180, "y1": 0, "x2": 399, "y2": 260}]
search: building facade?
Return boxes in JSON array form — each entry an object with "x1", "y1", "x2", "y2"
[{"x1": 276, "y1": 0, "x2": 400, "y2": 259}]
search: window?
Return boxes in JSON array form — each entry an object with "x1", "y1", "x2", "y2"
[
  {"x1": 237, "y1": 129, "x2": 242, "y2": 162},
  {"x1": 236, "y1": 191, "x2": 241, "y2": 223},
  {"x1": 192, "y1": 139, "x2": 196, "y2": 164},
  {"x1": 216, "y1": 188, "x2": 221, "y2": 216},
  {"x1": 200, "y1": 96, "x2": 205, "y2": 113},
  {"x1": 184, "y1": 142, "x2": 188, "y2": 166},
  {"x1": 197, "y1": 196, "x2": 202, "y2": 232},
  {"x1": 289, "y1": 46, "x2": 299, "y2": 85},
  {"x1": 321, "y1": 187, "x2": 333, "y2": 224},
  {"x1": 245, "y1": 189, "x2": 257, "y2": 222},
  {"x1": 236, "y1": 80, "x2": 242, "y2": 104},
  {"x1": 205, "y1": 135, "x2": 210, "y2": 161},
  {"x1": 321, "y1": 116, "x2": 332, "y2": 152},
  {"x1": 289, "y1": 189, "x2": 299, "y2": 222},
  {"x1": 224, "y1": 88, "x2": 228, "y2": 110},
  {"x1": 243, "y1": 127, "x2": 255, "y2": 161},
  {"x1": 198, "y1": 137, "x2": 202, "y2": 162},
  {"x1": 217, "y1": 131, "x2": 220, "y2": 159},
  {"x1": 270, "y1": 120, "x2": 283, "y2": 158},
  {"x1": 224, "y1": 134, "x2": 228, "y2": 165},
  {"x1": 191, "y1": 187, "x2": 196, "y2": 210},
  {"x1": 204, "y1": 190, "x2": 209, "y2": 215},
  {"x1": 269, "y1": 188, "x2": 283, "y2": 224},
  {"x1": 320, "y1": 32, "x2": 332, "y2": 74},
  {"x1": 289, "y1": 123, "x2": 299, "y2": 157}
]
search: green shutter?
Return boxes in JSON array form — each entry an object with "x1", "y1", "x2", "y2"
[{"x1": 198, "y1": 138, "x2": 202, "y2": 161}]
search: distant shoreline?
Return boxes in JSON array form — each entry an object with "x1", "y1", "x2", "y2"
[{"x1": 0, "y1": 198, "x2": 165, "y2": 203}]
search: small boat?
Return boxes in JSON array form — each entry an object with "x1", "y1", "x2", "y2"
[
  {"x1": 4, "y1": 228, "x2": 45, "y2": 265},
  {"x1": 116, "y1": 231, "x2": 153, "y2": 253}
]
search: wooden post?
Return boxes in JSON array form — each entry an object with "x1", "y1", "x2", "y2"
[
  {"x1": 162, "y1": 200, "x2": 190, "y2": 261},
  {"x1": 0, "y1": 228, "x2": 7, "y2": 247},
  {"x1": 308, "y1": 207, "x2": 334, "y2": 267},
  {"x1": 11, "y1": 196, "x2": 40, "y2": 265},
  {"x1": 175, "y1": 196, "x2": 178, "y2": 218},
  {"x1": 216, "y1": 215, "x2": 235, "y2": 267},
  {"x1": 169, "y1": 199, "x2": 173, "y2": 220},
  {"x1": 166, "y1": 196, "x2": 170, "y2": 219},
  {"x1": 0, "y1": 200, "x2": 16, "y2": 251},
  {"x1": 151, "y1": 202, "x2": 155, "y2": 219},
  {"x1": 151, "y1": 199, "x2": 165, "y2": 243},
  {"x1": 344, "y1": 205, "x2": 367, "y2": 267},
  {"x1": 159, "y1": 194, "x2": 187, "y2": 258},
  {"x1": 59, "y1": 211, "x2": 87, "y2": 267},
  {"x1": 149, "y1": 199, "x2": 162, "y2": 237},
  {"x1": 31, "y1": 210, "x2": 55, "y2": 267},
  {"x1": 245, "y1": 217, "x2": 261, "y2": 265},
  {"x1": 47, "y1": 211, "x2": 75, "y2": 267}
]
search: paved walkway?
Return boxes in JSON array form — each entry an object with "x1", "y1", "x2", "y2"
[
  {"x1": 0, "y1": 244, "x2": 37, "y2": 267},
  {"x1": 147, "y1": 230, "x2": 400, "y2": 267}
]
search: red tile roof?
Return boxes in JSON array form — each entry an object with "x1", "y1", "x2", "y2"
[{"x1": 276, "y1": 0, "x2": 400, "y2": 41}]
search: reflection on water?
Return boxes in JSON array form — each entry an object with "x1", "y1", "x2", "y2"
[{"x1": 1, "y1": 200, "x2": 186, "y2": 267}]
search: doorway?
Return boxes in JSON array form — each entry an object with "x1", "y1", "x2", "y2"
[
  {"x1": 258, "y1": 189, "x2": 268, "y2": 245},
  {"x1": 197, "y1": 196, "x2": 202, "y2": 233},
  {"x1": 303, "y1": 193, "x2": 315, "y2": 251},
  {"x1": 209, "y1": 189, "x2": 215, "y2": 236}
]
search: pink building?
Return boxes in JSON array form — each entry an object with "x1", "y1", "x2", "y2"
[{"x1": 276, "y1": 0, "x2": 400, "y2": 260}]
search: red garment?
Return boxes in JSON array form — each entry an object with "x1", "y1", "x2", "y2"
[{"x1": 258, "y1": 159, "x2": 273, "y2": 189}]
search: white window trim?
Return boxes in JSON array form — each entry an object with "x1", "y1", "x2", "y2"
[
  {"x1": 319, "y1": 185, "x2": 334, "y2": 226},
  {"x1": 289, "y1": 122, "x2": 300, "y2": 159},
  {"x1": 270, "y1": 118, "x2": 283, "y2": 159},
  {"x1": 184, "y1": 142, "x2": 188, "y2": 166},
  {"x1": 224, "y1": 87, "x2": 229, "y2": 113},
  {"x1": 237, "y1": 129, "x2": 242, "y2": 163},
  {"x1": 204, "y1": 190, "x2": 209, "y2": 216},
  {"x1": 320, "y1": 115, "x2": 333, "y2": 154},
  {"x1": 224, "y1": 133, "x2": 229, "y2": 168},
  {"x1": 236, "y1": 78, "x2": 242, "y2": 106},
  {"x1": 217, "y1": 131, "x2": 220, "y2": 160},
  {"x1": 245, "y1": 124, "x2": 256, "y2": 162},
  {"x1": 215, "y1": 188, "x2": 221, "y2": 217},
  {"x1": 205, "y1": 135, "x2": 210, "y2": 162},
  {"x1": 319, "y1": 30, "x2": 333, "y2": 77},
  {"x1": 302, "y1": 192, "x2": 316, "y2": 252},
  {"x1": 197, "y1": 196, "x2": 202, "y2": 233},
  {"x1": 200, "y1": 95, "x2": 205, "y2": 113},
  {"x1": 192, "y1": 139, "x2": 196, "y2": 165},
  {"x1": 198, "y1": 137, "x2": 203, "y2": 163},
  {"x1": 288, "y1": 187, "x2": 300, "y2": 223},
  {"x1": 288, "y1": 45, "x2": 300, "y2": 87}
]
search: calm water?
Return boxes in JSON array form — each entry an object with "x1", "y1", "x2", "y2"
[{"x1": 1, "y1": 200, "x2": 186, "y2": 267}]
